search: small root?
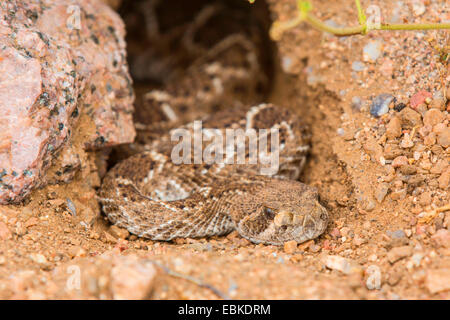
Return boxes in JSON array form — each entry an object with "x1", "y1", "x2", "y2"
[
  {"x1": 418, "y1": 203, "x2": 450, "y2": 224},
  {"x1": 148, "y1": 260, "x2": 231, "y2": 300}
]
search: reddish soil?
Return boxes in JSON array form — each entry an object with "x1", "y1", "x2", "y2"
[{"x1": 0, "y1": 0, "x2": 448, "y2": 299}]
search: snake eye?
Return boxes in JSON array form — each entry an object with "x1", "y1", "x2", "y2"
[
  {"x1": 264, "y1": 207, "x2": 275, "y2": 219},
  {"x1": 320, "y1": 213, "x2": 328, "y2": 220}
]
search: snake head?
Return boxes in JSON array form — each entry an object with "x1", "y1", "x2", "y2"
[{"x1": 236, "y1": 179, "x2": 329, "y2": 245}]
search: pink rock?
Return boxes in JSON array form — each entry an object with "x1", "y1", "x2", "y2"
[
  {"x1": 0, "y1": 0, "x2": 135, "y2": 204},
  {"x1": 322, "y1": 239, "x2": 333, "y2": 250},
  {"x1": 330, "y1": 227, "x2": 341, "y2": 239},
  {"x1": 410, "y1": 90, "x2": 432, "y2": 109},
  {"x1": 431, "y1": 229, "x2": 450, "y2": 248},
  {"x1": 0, "y1": 221, "x2": 12, "y2": 240},
  {"x1": 416, "y1": 224, "x2": 427, "y2": 235}
]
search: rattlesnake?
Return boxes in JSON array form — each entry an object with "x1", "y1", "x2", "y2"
[{"x1": 99, "y1": 16, "x2": 329, "y2": 245}]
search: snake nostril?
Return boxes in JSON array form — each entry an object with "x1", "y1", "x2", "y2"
[
  {"x1": 303, "y1": 216, "x2": 315, "y2": 228},
  {"x1": 264, "y1": 207, "x2": 275, "y2": 219}
]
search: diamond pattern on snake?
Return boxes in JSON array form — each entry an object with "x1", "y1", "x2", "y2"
[{"x1": 99, "y1": 26, "x2": 329, "y2": 245}]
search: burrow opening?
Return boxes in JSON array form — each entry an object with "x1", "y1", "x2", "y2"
[
  {"x1": 107, "y1": 0, "x2": 279, "y2": 167},
  {"x1": 111, "y1": 0, "x2": 349, "y2": 225}
]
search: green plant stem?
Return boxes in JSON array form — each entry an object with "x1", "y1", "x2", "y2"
[
  {"x1": 272, "y1": 11, "x2": 450, "y2": 39},
  {"x1": 377, "y1": 23, "x2": 450, "y2": 31},
  {"x1": 305, "y1": 14, "x2": 364, "y2": 36},
  {"x1": 354, "y1": 0, "x2": 366, "y2": 26}
]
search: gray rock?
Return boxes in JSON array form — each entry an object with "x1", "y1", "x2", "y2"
[
  {"x1": 370, "y1": 94, "x2": 395, "y2": 117},
  {"x1": 352, "y1": 61, "x2": 366, "y2": 72},
  {"x1": 387, "y1": 230, "x2": 406, "y2": 239}
]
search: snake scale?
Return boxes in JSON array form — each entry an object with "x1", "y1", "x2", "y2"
[{"x1": 99, "y1": 11, "x2": 329, "y2": 245}]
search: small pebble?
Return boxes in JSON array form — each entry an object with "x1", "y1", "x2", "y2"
[
  {"x1": 298, "y1": 239, "x2": 314, "y2": 251},
  {"x1": 364, "y1": 198, "x2": 376, "y2": 211},
  {"x1": 400, "y1": 133, "x2": 414, "y2": 148},
  {"x1": 394, "y1": 102, "x2": 406, "y2": 112},
  {"x1": 438, "y1": 169, "x2": 450, "y2": 189},
  {"x1": 368, "y1": 254, "x2": 378, "y2": 262},
  {"x1": 437, "y1": 128, "x2": 450, "y2": 148},
  {"x1": 430, "y1": 97, "x2": 446, "y2": 110},
  {"x1": 353, "y1": 235, "x2": 367, "y2": 246},
  {"x1": 281, "y1": 56, "x2": 292, "y2": 73},
  {"x1": 370, "y1": 94, "x2": 395, "y2": 117},
  {"x1": 399, "y1": 164, "x2": 416, "y2": 175},
  {"x1": 340, "y1": 227, "x2": 352, "y2": 238},
  {"x1": 109, "y1": 225, "x2": 130, "y2": 240},
  {"x1": 387, "y1": 246, "x2": 413, "y2": 264},
  {"x1": 102, "y1": 231, "x2": 118, "y2": 244},
  {"x1": 405, "y1": 229, "x2": 412, "y2": 238},
  {"x1": 323, "y1": 255, "x2": 362, "y2": 275},
  {"x1": 352, "y1": 61, "x2": 366, "y2": 72},
  {"x1": 384, "y1": 143, "x2": 404, "y2": 160},
  {"x1": 386, "y1": 116, "x2": 402, "y2": 139},
  {"x1": 399, "y1": 107, "x2": 422, "y2": 128},
  {"x1": 433, "y1": 123, "x2": 446, "y2": 134},
  {"x1": 387, "y1": 270, "x2": 402, "y2": 286},
  {"x1": 431, "y1": 229, "x2": 450, "y2": 248},
  {"x1": 365, "y1": 265, "x2": 381, "y2": 290},
  {"x1": 330, "y1": 228, "x2": 341, "y2": 239},
  {"x1": 228, "y1": 280, "x2": 239, "y2": 297},
  {"x1": 390, "y1": 189, "x2": 407, "y2": 200},
  {"x1": 66, "y1": 198, "x2": 77, "y2": 216},
  {"x1": 351, "y1": 96, "x2": 363, "y2": 111},
  {"x1": 337, "y1": 128, "x2": 345, "y2": 136},
  {"x1": 412, "y1": 1, "x2": 426, "y2": 16},
  {"x1": 411, "y1": 252, "x2": 423, "y2": 267},
  {"x1": 276, "y1": 257, "x2": 285, "y2": 264},
  {"x1": 388, "y1": 230, "x2": 406, "y2": 239},
  {"x1": 418, "y1": 192, "x2": 432, "y2": 206},
  {"x1": 30, "y1": 253, "x2": 47, "y2": 264},
  {"x1": 392, "y1": 156, "x2": 408, "y2": 168},
  {"x1": 375, "y1": 183, "x2": 389, "y2": 203},
  {"x1": 410, "y1": 90, "x2": 432, "y2": 110},
  {"x1": 363, "y1": 40, "x2": 382, "y2": 62},
  {"x1": 423, "y1": 109, "x2": 444, "y2": 127},
  {"x1": 283, "y1": 240, "x2": 298, "y2": 254},
  {"x1": 0, "y1": 221, "x2": 12, "y2": 240},
  {"x1": 424, "y1": 133, "x2": 436, "y2": 146},
  {"x1": 25, "y1": 217, "x2": 39, "y2": 228}
]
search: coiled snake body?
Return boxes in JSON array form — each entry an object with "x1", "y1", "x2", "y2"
[{"x1": 99, "y1": 34, "x2": 329, "y2": 245}]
